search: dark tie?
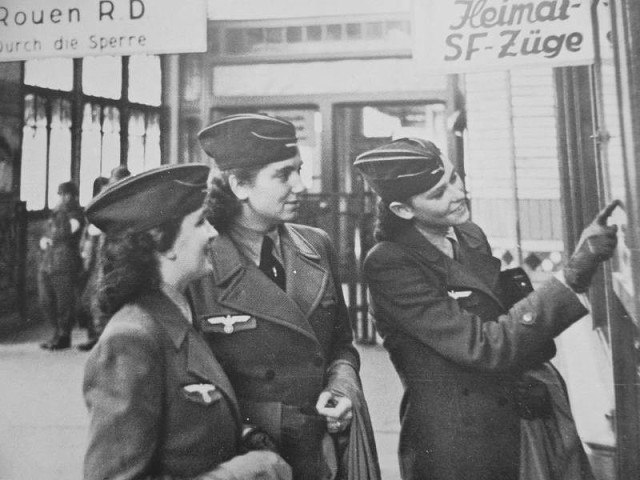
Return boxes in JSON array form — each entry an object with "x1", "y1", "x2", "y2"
[
  {"x1": 259, "y1": 236, "x2": 286, "y2": 290},
  {"x1": 448, "y1": 237, "x2": 459, "y2": 261}
]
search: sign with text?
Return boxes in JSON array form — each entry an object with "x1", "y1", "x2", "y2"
[
  {"x1": 415, "y1": 0, "x2": 594, "y2": 72},
  {"x1": 0, "y1": 0, "x2": 207, "y2": 62}
]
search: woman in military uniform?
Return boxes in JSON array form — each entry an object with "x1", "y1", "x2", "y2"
[{"x1": 82, "y1": 164, "x2": 291, "y2": 480}]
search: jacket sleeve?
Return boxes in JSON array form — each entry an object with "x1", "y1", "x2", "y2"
[
  {"x1": 83, "y1": 319, "x2": 164, "y2": 480},
  {"x1": 364, "y1": 245, "x2": 588, "y2": 373},
  {"x1": 192, "y1": 451, "x2": 291, "y2": 480}
]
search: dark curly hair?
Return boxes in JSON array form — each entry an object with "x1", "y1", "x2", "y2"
[
  {"x1": 95, "y1": 218, "x2": 182, "y2": 318},
  {"x1": 373, "y1": 198, "x2": 413, "y2": 242},
  {"x1": 206, "y1": 167, "x2": 261, "y2": 233}
]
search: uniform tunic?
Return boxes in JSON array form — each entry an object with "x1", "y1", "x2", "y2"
[
  {"x1": 38, "y1": 201, "x2": 85, "y2": 340},
  {"x1": 188, "y1": 223, "x2": 360, "y2": 480},
  {"x1": 363, "y1": 221, "x2": 588, "y2": 480},
  {"x1": 83, "y1": 290, "x2": 246, "y2": 479}
]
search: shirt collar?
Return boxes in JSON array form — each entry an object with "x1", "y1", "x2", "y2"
[
  {"x1": 228, "y1": 222, "x2": 283, "y2": 266},
  {"x1": 415, "y1": 224, "x2": 458, "y2": 259}
]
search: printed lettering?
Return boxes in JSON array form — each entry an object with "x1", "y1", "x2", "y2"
[{"x1": 99, "y1": 1, "x2": 114, "y2": 20}]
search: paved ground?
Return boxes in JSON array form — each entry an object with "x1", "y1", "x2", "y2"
[{"x1": 0, "y1": 322, "x2": 402, "y2": 480}]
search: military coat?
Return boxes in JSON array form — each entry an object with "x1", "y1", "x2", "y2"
[
  {"x1": 188, "y1": 223, "x2": 360, "y2": 480},
  {"x1": 83, "y1": 291, "x2": 247, "y2": 480},
  {"x1": 363, "y1": 222, "x2": 588, "y2": 480}
]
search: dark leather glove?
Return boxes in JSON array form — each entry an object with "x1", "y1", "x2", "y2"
[
  {"x1": 240, "y1": 426, "x2": 279, "y2": 454},
  {"x1": 564, "y1": 200, "x2": 621, "y2": 293}
]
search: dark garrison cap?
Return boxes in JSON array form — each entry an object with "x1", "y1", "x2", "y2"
[
  {"x1": 198, "y1": 113, "x2": 299, "y2": 170},
  {"x1": 85, "y1": 163, "x2": 210, "y2": 233},
  {"x1": 353, "y1": 137, "x2": 445, "y2": 203}
]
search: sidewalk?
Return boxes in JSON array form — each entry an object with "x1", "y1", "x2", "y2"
[{"x1": 0, "y1": 321, "x2": 402, "y2": 480}]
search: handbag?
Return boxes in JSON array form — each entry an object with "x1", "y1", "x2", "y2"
[{"x1": 519, "y1": 364, "x2": 595, "y2": 480}]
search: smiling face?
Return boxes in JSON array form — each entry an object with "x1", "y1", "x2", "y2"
[
  {"x1": 170, "y1": 207, "x2": 218, "y2": 283},
  {"x1": 391, "y1": 158, "x2": 469, "y2": 230},
  {"x1": 232, "y1": 154, "x2": 307, "y2": 232}
]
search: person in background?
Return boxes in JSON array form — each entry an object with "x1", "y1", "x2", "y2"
[
  {"x1": 109, "y1": 165, "x2": 131, "y2": 185},
  {"x1": 76, "y1": 176, "x2": 109, "y2": 352},
  {"x1": 188, "y1": 113, "x2": 379, "y2": 480},
  {"x1": 354, "y1": 137, "x2": 618, "y2": 480},
  {"x1": 39, "y1": 181, "x2": 85, "y2": 350},
  {"x1": 83, "y1": 163, "x2": 291, "y2": 480}
]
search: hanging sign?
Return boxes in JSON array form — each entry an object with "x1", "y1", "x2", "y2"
[
  {"x1": 0, "y1": 0, "x2": 207, "y2": 62},
  {"x1": 415, "y1": 0, "x2": 595, "y2": 72}
]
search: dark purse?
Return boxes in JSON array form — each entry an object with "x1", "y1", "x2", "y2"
[{"x1": 498, "y1": 267, "x2": 534, "y2": 309}]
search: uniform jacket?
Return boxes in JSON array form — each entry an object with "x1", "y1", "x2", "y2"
[
  {"x1": 40, "y1": 202, "x2": 85, "y2": 275},
  {"x1": 83, "y1": 291, "x2": 244, "y2": 480},
  {"x1": 363, "y1": 221, "x2": 588, "y2": 480},
  {"x1": 188, "y1": 223, "x2": 361, "y2": 479}
]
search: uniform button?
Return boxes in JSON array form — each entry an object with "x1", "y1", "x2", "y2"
[
  {"x1": 497, "y1": 397, "x2": 508, "y2": 407},
  {"x1": 264, "y1": 369, "x2": 276, "y2": 381},
  {"x1": 313, "y1": 355, "x2": 324, "y2": 367},
  {"x1": 522, "y1": 312, "x2": 534, "y2": 324},
  {"x1": 462, "y1": 388, "x2": 470, "y2": 396}
]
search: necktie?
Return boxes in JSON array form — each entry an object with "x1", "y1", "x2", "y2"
[
  {"x1": 259, "y1": 236, "x2": 286, "y2": 290},
  {"x1": 448, "y1": 237, "x2": 459, "y2": 261}
]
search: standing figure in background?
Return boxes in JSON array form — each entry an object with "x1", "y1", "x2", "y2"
[
  {"x1": 76, "y1": 176, "x2": 109, "y2": 351},
  {"x1": 39, "y1": 181, "x2": 85, "y2": 350},
  {"x1": 109, "y1": 165, "x2": 131, "y2": 185},
  {"x1": 189, "y1": 113, "x2": 379, "y2": 480},
  {"x1": 355, "y1": 138, "x2": 618, "y2": 480}
]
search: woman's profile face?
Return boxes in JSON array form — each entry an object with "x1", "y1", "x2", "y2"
[{"x1": 171, "y1": 206, "x2": 218, "y2": 282}]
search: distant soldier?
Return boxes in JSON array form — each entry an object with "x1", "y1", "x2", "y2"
[{"x1": 39, "y1": 181, "x2": 85, "y2": 350}]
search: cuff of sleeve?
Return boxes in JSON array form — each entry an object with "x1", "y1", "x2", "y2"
[
  {"x1": 326, "y1": 361, "x2": 361, "y2": 399},
  {"x1": 554, "y1": 271, "x2": 591, "y2": 310}
]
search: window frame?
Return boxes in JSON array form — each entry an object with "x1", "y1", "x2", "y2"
[{"x1": 21, "y1": 56, "x2": 164, "y2": 212}]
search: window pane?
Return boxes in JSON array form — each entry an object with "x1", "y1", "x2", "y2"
[
  {"x1": 101, "y1": 106, "x2": 121, "y2": 175},
  {"x1": 127, "y1": 111, "x2": 146, "y2": 174},
  {"x1": 47, "y1": 99, "x2": 73, "y2": 208},
  {"x1": 145, "y1": 113, "x2": 162, "y2": 170},
  {"x1": 20, "y1": 95, "x2": 48, "y2": 210},
  {"x1": 24, "y1": 59, "x2": 73, "y2": 91},
  {"x1": 80, "y1": 103, "x2": 103, "y2": 206},
  {"x1": 83, "y1": 56, "x2": 121, "y2": 99},
  {"x1": 129, "y1": 55, "x2": 162, "y2": 106}
]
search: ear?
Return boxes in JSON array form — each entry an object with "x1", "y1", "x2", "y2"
[
  {"x1": 389, "y1": 201, "x2": 415, "y2": 220},
  {"x1": 228, "y1": 173, "x2": 249, "y2": 201}
]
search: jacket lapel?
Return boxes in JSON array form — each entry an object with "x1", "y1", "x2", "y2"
[
  {"x1": 281, "y1": 224, "x2": 329, "y2": 320},
  {"x1": 139, "y1": 292, "x2": 241, "y2": 422},
  {"x1": 394, "y1": 223, "x2": 504, "y2": 308},
  {"x1": 210, "y1": 234, "x2": 319, "y2": 344}
]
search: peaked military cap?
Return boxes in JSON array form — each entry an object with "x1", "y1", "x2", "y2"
[
  {"x1": 86, "y1": 163, "x2": 210, "y2": 233},
  {"x1": 198, "y1": 113, "x2": 299, "y2": 170},
  {"x1": 353, "y1": 137, "x2": 445, "y2": 202}
]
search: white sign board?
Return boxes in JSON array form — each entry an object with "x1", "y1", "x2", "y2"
[
  {"x1": 0, "y1": 0, "x2": 207, "y2": 62},
  {"x1": 415, "y1": 0, "x2": 595, "y2": 72}
]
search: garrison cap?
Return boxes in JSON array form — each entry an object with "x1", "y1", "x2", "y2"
[
  {"x1": 353, "y1": 137, "x2": 445, "y2": 203},
  {"x1": 198, "y1": 113, "x2": 299, "y2": 170},
  {"x1": 86, "y1": 163, "x2": 210, "y2": 234}
]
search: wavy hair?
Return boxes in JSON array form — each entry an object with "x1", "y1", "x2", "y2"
[
  {"x1": 206, "y1": 166, "x2": 261, "y2": 234},
  {"x1": 373, "y1": 199, "x2": 413, "y2": 242},
  {"x1": 95, "y1": 218, "x2": 182, "y2": 318}
]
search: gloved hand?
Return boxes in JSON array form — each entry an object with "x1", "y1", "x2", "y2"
[{"x1": 564, "y1": 200, "x2": 621, "y2": 293}]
